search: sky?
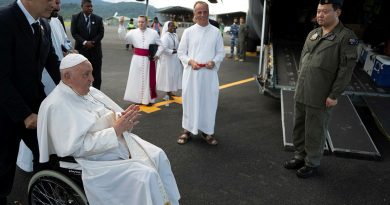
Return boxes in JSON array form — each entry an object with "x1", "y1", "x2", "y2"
[{"x1": 103, "y1": 0, "x2": 249, "y2": 14}]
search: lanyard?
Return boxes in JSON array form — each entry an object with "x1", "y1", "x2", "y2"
[{"x1": 168, "y1": 33, "x2": 176, "y2": 48}]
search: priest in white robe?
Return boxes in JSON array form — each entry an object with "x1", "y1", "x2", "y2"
[
  {"x1": 177, "y1": 1, "x2": 225, "y2": 146},
  {"x1": 157, "y1": 21, "x2": 183, "y2": 100},
  {"x1": 37, "y1": 54, "x2": 180, "y2": 205},
  {"x1": 43, "y1": 0, "x2": 73, "y2": 95},
  {"x1": 118, "y1": 15, "x2": 163, "y2": 105}
]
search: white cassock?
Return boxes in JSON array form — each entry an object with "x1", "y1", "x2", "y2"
[
  {"x1": 118, "y1": 26, "x2": 163, "y2": 104},
  {"x1": 177, "y1": 23, "x2": 225, "y2": 135},
  {"x1": 37, "y1": 82, "x2": 180, "y2": 205},
  {"x1": 43, "y1": 17, "x2": 72, "y2": 94},
  {"x1": 156, "y1": 21, "x2": 182, "y2": 92},
  {"x1": 17, "y1": 17, "x2": 72, "y2": 172}
]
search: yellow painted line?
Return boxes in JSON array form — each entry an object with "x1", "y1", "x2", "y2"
[
  {"x1": 139, "y1": 96, "x2": 182, "y2": 113},
  {"x1": 246, "y1": 52, "x2": 258, "y2": 57},
  {"x1": 140, "y1": 77, "x2": 254, "y2": 113},
  {"x1": 219, "y1": 77, "x2": 254, "y2": 90},
  {"x1": 139, "y1": 105, "x2": 161, "y2": 113}
]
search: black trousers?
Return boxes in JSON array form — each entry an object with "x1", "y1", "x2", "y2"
[
  {"x1": 81, "y1": 50, "x2": 102, "y2": 90},
  {"x1": 0, "y1": 117, "x2": 40, "y2": 203},
  {"x1": 91, "y1": 57, "x2": 102, "y2": 90}
]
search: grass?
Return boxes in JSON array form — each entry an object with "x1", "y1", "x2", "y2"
[{"x1": 64, "y1": 21, "x2": 71, "y2": 27}]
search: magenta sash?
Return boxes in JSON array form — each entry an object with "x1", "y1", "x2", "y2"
[{"x1": 133, "y1": 48, "x2": 157, "y2": 99}]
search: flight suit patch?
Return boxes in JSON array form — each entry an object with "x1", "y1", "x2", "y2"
[
  {"x1": 310, "y1": 33, "x2": 318, "y2": 40},
  {"x1": 348, "y1": 38, "x2": 359, "y2": 46}
]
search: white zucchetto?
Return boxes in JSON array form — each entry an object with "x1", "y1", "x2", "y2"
[{"x1": 60, "y1": 54, "x2": 88, "y2": 70}]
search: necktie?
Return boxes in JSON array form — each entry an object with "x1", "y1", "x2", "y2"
[
  {"x1": 32, "y1": 22, "x2": 41, "y2": 57},
  {"x1": 86, "y1": 16, "x2": 90, "y2": 33},
  {"x1": 32, "y1": 22, "x2": 41, "y2": 42}
]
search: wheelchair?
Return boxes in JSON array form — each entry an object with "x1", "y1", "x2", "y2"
[{"x1": 27, "y1": 155, "x2": 88, "y2": 205}]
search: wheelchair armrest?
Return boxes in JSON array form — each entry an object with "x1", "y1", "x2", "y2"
[{"x1": 50, "y1": 154, "x2": 77, "y2": 163}]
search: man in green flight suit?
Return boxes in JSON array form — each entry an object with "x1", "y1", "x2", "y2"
[
  {"x1": 125, "y1": 18, "x2": 136, "y2": 50},
  {"x1": 283, "y1": 0, "x2": 358, "y2": 178},
  {"x1": 238, "y1": 17, "x2": 249, "y2": 62}
]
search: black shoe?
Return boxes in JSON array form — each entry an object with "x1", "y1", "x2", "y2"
[
  {"x1": 296, "y1": 166, "x2": 318, "y2": 178},
  {"x1": 283, "y1": 158, "x2": 304, "y2": 169},
  {"x1": 146, "y1": 103, "x2": 153, "y2": 107}
]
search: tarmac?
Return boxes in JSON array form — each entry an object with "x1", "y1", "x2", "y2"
[{"x1": 8, "y1": 26, "x2": 390, "y2": 205}]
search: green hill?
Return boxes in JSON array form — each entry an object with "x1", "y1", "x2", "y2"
[
  {"x1": 0, "y1": 0, "x2": 159, "y2": 20},
  {"x1": 60, "y1": 1, "x2": 159, "y2": 20}
]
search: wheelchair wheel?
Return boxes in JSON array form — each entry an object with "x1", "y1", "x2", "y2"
[{"x1": 28, "y1": 170, "x2": 88, "y2": 205}]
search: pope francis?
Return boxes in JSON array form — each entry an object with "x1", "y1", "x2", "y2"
[{"x1": 37, "y1": 54, "x2": 180, "y2": 205}]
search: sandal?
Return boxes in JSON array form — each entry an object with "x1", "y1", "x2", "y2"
[
  {"x1": 177, "y1": 132, "x2": 191, "y2": 145},
  {"x1": 201, "y1": 133, "x2": 218, "y2": 146}
]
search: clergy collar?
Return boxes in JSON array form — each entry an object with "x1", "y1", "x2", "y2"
[
  {"x1": 59, "y1": 81, "x2": 115, "y2": 112},
  {"x1": 60, "y1": 81, "x2": 89, "y2": 97},
  {"x1": 195, "y1": 23, "x2": 209, "y2": 29}
]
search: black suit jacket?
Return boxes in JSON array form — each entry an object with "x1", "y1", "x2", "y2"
[
  {"x1": 71, "y1": 12, "x2": 104, "y2": 58},
  {"x1": 0, "y1": 2, "x2": 60, "y2": 123}
]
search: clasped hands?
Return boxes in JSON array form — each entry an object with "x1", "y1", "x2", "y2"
[
  {"x1": 24, "y1": 113, "x2": 38, "y2": 129},
  {"x1": 84, "y1": 41, "x2": 95, "y2": 49},
  {"x1": 113, "y1": 104, "x2": 141, "y2": 137},
  {"x1": 189, "y1": 59, "x2": 215, "y2": 70}
]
